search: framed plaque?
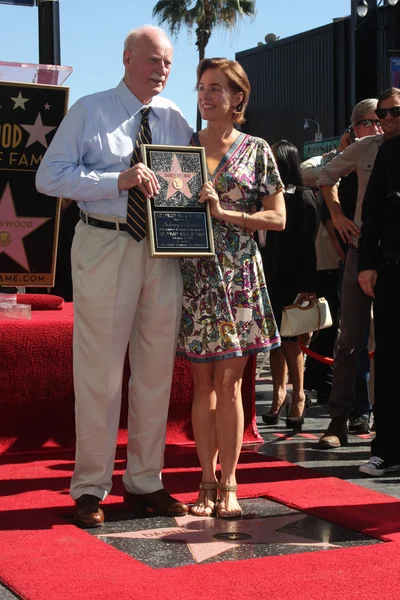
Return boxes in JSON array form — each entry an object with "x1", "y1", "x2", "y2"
[{"x1": 140, "y1": 144, "x2": 214, "y2": 257}]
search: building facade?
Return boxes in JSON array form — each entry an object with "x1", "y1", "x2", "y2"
[{"x1": 236, "y1": 4, "x2": 400, "y2": 157}]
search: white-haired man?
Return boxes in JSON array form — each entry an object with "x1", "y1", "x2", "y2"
[{"x1": 36, "y1": 26, "x2": 193, "y2": 527}]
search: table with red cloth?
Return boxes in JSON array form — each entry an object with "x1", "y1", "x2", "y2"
[{"x1": 0, "y1": 301, "x2": 261, "y2": 455}]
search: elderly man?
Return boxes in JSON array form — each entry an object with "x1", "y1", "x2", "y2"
[
  {"x1": 36, "y1": 26, "x2": 193, "y2": 526},
  {"x1": 317, "y1": 88, "x2": 400, "y2": 449}
]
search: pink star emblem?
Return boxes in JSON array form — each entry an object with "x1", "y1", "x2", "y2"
[
  {"x1": 99, "y1": 513, "x2": 338, "y2": 563},
  {"x1": 0, "y1": 184, "x2": 50, "y2": 271},
  {"x1": 20, "y1": 112, "x2": 56, "y2": 149},
  {"x1": 158, "y1": 154, "x2": 197, "y2": 200}
]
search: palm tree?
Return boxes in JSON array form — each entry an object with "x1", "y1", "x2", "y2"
[{"x1": 152, "y1": 0, "x2": 257, "y2": 129}]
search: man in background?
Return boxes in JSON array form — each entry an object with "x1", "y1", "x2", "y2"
[
  {"x1": 317, "y1": 88, "x2": 400, "y2": 449},
  {"x1": 301, "y1": 101, "x2": 378, "y2": 424},
  {"x1": 358, "y1": 134, "x2": 400, "y2": 476}
]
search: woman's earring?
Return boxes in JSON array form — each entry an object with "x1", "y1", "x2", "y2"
[{"x1": 232, "y1": 106, "x2": 240, "y2": 121}]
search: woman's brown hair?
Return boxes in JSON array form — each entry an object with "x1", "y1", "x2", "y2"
[{"x1": 196, "y1": 57, "x2": 251, "y2": 124}]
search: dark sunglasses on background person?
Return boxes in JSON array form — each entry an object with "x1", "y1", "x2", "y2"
[
  {"x1": 375, "y1": 106, "x2": 400, "y2": 119},
  {"x1": 355, "y1": 119, "x2": 381, "y2": 128}
]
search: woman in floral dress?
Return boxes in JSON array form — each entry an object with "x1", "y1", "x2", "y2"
[{"x1": 177, "y1": 58, "x2": 286, "y2": 518}]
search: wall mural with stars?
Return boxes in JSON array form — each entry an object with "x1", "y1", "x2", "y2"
[{"x1": 0, "y1": 80, "x2": 68, "y2": 286}]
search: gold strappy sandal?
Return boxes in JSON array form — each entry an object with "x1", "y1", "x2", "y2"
[
  {"x1": 216, "y1": 483, "x2": 243, "y2": 519},
  {"x1": 189, "y1": 482, "x2": 219, "y2": 517}
]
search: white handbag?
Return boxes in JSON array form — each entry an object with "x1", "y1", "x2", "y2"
[{"x1": 280, "y1": 297, "x2": 332, "y2": 338}]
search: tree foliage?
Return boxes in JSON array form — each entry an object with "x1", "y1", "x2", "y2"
[
  {"x1": 152, "y1": 1, "x2": 256, "y2": 128},
  {"x1": 153, "y1": 0, "x2": 256, "y2": 60}
]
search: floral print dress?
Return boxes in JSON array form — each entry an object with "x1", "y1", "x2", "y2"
[{"x1": 177, "y1": 133, "x2": 283, "y2": 363}]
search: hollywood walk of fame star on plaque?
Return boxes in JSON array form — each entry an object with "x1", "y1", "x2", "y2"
[
  {"x1": 140, "y1": 144, "x2": 214, "y2": 258},
  {"x1": 0, "y1": 78, "x2": 69, "y2": 286}
]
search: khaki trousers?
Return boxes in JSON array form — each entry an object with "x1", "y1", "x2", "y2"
[{"x1": 70, "y1": 219, "x2": 183, "y2": 500}]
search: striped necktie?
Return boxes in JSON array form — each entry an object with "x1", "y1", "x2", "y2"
[{"x1": 127, "y1": 107, "x2": 152, "y2": 241}]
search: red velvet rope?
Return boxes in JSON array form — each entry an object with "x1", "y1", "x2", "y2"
[{"x1": 299, "y1": 343, "x2": 374, "y2": 365}]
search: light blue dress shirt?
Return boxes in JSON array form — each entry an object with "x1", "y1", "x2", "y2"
[{"x1": 36, "y1": 80, "x2": 193, "y2": 217}]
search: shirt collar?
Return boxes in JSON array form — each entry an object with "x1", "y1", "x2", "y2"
[
  {"x1": 358, "y1": 133, "x2": 385, "y2": 148},
  {"x1": 117, "y1": 79, "x2": 161, "y2": 120}
]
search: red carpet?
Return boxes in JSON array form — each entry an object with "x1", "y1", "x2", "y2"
[
  {"x1": 1, "y1": 449, "x2": 400, "y2": 599},
  {"x1": 0, "y1": 303, "x2": 261, "y2": 455},
  {"x1": 16, "y1": 293, "x2": 65, "y2": 310}
]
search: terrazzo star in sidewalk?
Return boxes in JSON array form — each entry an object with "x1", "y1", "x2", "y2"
[{"x1": 99, "y1": 513, "x2": 338, "y2": 563}]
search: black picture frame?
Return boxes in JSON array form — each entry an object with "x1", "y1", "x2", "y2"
[{"x1": 140, "y1": 144, "x2": 215, "y2": 257}]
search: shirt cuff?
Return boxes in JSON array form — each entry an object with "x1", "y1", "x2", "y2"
[
  {"x1": 98, "y1": 172, "x2": 121, "y2": 199},
  {"x1": 317, "y1": 171, "x2": 340, "y2": 188}
]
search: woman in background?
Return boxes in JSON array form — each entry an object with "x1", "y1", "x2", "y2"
[
  {"x1": 261, "y1": 140, "x2": 317, "y2": 430},
  {"x1": 178, "y1": 58, "x2": 285, "y2": 518}
]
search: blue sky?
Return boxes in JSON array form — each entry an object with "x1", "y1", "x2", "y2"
[{"x1": 1, "y1": 0, "x2": 350, "y2": 128}]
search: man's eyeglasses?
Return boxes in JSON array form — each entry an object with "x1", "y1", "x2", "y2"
[
  {"x1": 355, "y1": 119, "x2": 381, "y2": 128},
  {"x1": 375, "y1": 106, "x2": 400, "y2": 119}
]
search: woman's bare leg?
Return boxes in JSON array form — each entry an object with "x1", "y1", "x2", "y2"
[
  {"x1": 214, "y1": 355, "x2": 248, "y2": 516},
  {"x1": 269, "y1": 347, "x2": 288, "y2": 412},
  {"x1": 190, "y1": 362, "x2": 218, "y2": 515},
  {"x1": 281, "y1": 341, "x2": 305, "y2": 418}
]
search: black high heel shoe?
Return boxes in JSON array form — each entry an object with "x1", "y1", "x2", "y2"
[
  {"x1": 262, "y1": 394, "x2": 291, "y2": 425},
  {"x1": 285, "y1": 393, "x2": 311, "y2": 431}
]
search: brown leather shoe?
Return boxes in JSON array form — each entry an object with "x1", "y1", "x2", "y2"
[
  {"x1": 124, "y1": 488, "x2": 188, "y2": 516},
  {"x1": 74, "y1": 494, "x2": 104, "y2": 528},
  {"x1": 318, "y1": 418, "x2": 348, "y2": 449}
]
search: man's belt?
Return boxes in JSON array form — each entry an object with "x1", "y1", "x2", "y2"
[{"x1": 80, "y1": 211, "x2": 127, "y2": 231}]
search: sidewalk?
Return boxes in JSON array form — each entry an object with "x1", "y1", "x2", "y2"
[{"x1": 254, "y1": 352, "x2": 400, "y2": 501}]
